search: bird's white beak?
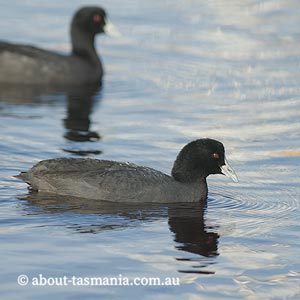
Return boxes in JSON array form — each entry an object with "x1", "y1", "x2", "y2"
[
  {"x1": 220, "y1": 158, "x2": 238, "y2": 182},
  {"x1": 104, "y1": 19, "x2": 121, "y2": 37}
]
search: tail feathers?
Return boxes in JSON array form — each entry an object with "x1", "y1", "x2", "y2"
[
  {"x1": 14, "y1": 171, "x2": 28, "y2": 180},
  {"x1": 14, "y1": 172, "x2": 39, "y2": 191},
  {"x1": 14, "y1": 172, "x2": 32, "y2": 186}
]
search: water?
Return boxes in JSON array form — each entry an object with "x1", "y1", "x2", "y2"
[{"x1": 1, "y1": 0, "x2": 300, "y2": 299}]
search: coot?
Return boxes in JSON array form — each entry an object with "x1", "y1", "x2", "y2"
[
  {"x1": 16, "y1": 138, "x2": 238, "y2": 203},
  {"x1": 0, "y1": 6, "x2": 118, "y2": 85}
]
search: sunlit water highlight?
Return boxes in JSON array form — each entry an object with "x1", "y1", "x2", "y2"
[{"x1": 1, "y1": 0, "x2": 300, "y2": 299}]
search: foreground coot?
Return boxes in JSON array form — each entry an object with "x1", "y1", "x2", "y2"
[
  {"x1": 16, "y1": 138, "x2": 238, "y2": 203},
  {"x1": 0, "y1": 6, "x2": 118, "y2": 85}
]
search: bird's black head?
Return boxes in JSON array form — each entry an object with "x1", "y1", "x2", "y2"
[
  {"x1": 72, "y1": 6, "x2": 108, "y2": 35},
  {"x1": 171, "y1": 138, "x2": 238, "y2": 183}
]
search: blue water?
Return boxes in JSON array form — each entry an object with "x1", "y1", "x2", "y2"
[{"x1": 1, "y1": 0, "x2": 300, "y2": 299}]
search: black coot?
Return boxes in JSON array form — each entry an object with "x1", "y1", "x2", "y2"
[
  {"x1": 16, "y1": 138, "x2": 238, "y2": 203},
  {"x1": 0, "y1": 6, "x2": 118, "y2": 85}
]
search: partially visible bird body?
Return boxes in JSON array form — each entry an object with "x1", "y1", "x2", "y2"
[
  {"x1": 0, "y1": 6, "x2": 110, "y2": 85},
  {"x1": 16, "y1": 158, "x2": 207, "y2": 203},
  {"x1": 0, "y1": 42, "x2": 102, "y2": 85}
]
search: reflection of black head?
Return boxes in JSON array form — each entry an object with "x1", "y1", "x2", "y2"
[
  {"x1": 64, "y1": 83, "x2": 102, "y2": 142},
  {"x1": 168, "y1": 203, "x2": 219, "y2": 257}
]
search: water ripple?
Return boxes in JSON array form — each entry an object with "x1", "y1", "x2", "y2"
[{"x1": 208, "y1": 184, "x2": 300, "y2": 236}]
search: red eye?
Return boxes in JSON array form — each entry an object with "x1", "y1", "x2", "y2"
[
  {"x1": 213, "y1": 153, "x2": 219, "y2": 159},
  {"x1": 93, "y1": 14, "x2": 102, "y2": 23}
]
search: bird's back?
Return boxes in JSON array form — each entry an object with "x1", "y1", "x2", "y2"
[
  {"x1": 0, "y1": 41, "x2": 101, "y2": 84},
  {"x1": 17, "y1": 158, "x2": 176, "y2": 202}
]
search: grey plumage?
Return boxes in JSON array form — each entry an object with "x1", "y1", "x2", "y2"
[
  {"x1": 16, "y1": 158, "x2": 206, "y2": 203},
  {"x1": 16, "y1": 139, "x2": 238, "y2": 203},
  {"x1": 0, "y1": 6, "x2": 107, "y2": 85}
]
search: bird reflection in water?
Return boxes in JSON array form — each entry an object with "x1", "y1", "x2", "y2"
[
  {"x1": 0, "y1": 82, "x2": 103, "y2": 156},
  {"x1": 21, "y1": 193, "x2": 219, "y2": 274},
  {"x1": 168, "y1": 202, "x2": 219, "y2": 274},
  {"x1": 62, "y1": 82, "x2": 103, "y2": 156},
  {"x1": 168, "y1": 203, "x2": 219, "y2": 256}
]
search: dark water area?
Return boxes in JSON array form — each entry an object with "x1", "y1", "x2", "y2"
[{"x1": 1, "y1": 0, "x2": 300, "y2": 299}]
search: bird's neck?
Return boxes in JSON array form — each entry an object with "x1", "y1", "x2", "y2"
[
  {"x1": 175, "y1": 178, "x2": 208, "y2": 202},
  {"x1": 71, "y1": 27, "x2": 100, "y2": 65},
  {"x1": 171, "y1": 161, "x2": 208, "y2": 184}
]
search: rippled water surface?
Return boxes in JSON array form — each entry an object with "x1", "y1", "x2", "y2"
[{"x1": 1, "y1": 0, "x2": 300, "y2": 299}]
